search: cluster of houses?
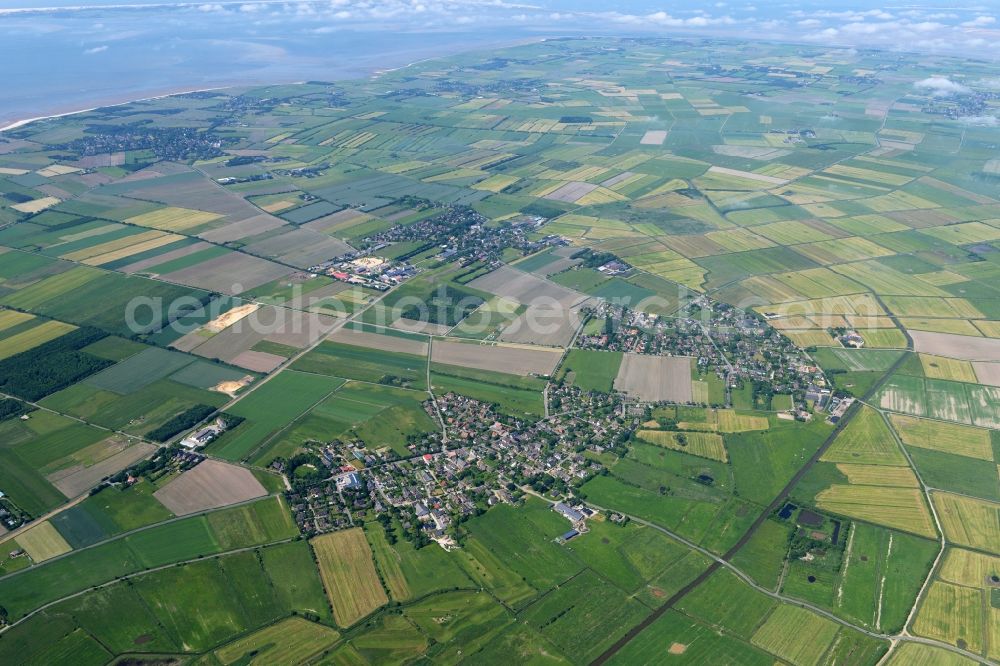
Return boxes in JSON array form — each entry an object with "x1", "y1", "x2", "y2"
[
  {"x1": 278, "y1": 385, "x2": 630, "y2": 548},
  {"x1": 310, "y1": 251, "x2": 417, "y2": 292},
  {"x1": 579, "y1": 299, "x2": 823, "y2": 409}
]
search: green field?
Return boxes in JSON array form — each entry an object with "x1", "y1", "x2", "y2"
[
  {"x1": 293, "y1": 340, "x2": 428, "y2": 389},
  {"x1": 556, "y1": 348, "x2": 622, "y2": 392},
  {"x1": 207, "y1": 371, "x2": 344, "y2": 460}
]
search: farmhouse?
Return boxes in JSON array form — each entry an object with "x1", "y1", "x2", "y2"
[
  {"x1": 181, "y1": 425, "x2": 221, "y2": 449},
  {"x1": 553, "y1": 502, "x2": 585, "y2": 522}
]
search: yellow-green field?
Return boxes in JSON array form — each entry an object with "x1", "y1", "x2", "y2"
[
  {"x1": 751, "y1": 605, "x2": 839, "y2": 666},
  {"x1": 912, "y1": 582, "x2": 983, "y2": 654},
  {"x1": 919, "y1": 354, "x2": 978, "y2": 383},
  {"x1": 636, "y1": 430, "x2": 728, "y2": 462},
  {"x1": 822, "y1": 406, "x2": 907, "y2": 466},
  {"x1": 16, "y1": 520, "x2": 72, "y2": 562},
  {"x1": 0, "y1": 320, "x2": 76, "y2": 360},
  {"x1": 214, "y1": 617, "x2": 341, "y2": 665},
  {"x1": 938, "y1": 548, "x2": 1000, "y2": 588},
  {"x1": 932, "y1": 492, "x2": 1000, "y2": 554},
  {"x1": 311, "y1": 528, "x2": 389, "y2": 627},
  {"x1": 835, "y1": 463, "x2": 918, "y2": 488},
  {"x1": 126, "y1": 206, "x2": 222, "y2": 232},
  {"x1": 889, "y1": 415, "x2": 993, "y2": 461},
  {"x1": 815, "y1": 485, "x2": 936, "y2": 538}
]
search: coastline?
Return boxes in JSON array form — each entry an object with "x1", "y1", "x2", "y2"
[
  {"x1": 0, "y1": 36, "x2": 545, "y2": 136},
  {"x1": 1, "y1": 84, "x2": 274, "y2": 134}
]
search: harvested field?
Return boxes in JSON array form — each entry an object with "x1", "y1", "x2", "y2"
[
  {"x1": 48, "y1": 442, "x2": 156, "y2": 498},
  {"x1": 329, "y1": 327, "x2": 428, "y2": 357},
  {"x1": 126, "y1": 206, "x2": 221, "y2": 232},
  {"x1": 312, "y1": 528, "x2": 389, "y2": 627},
  {"x1": 161, "y1": 252, "x2": 293, "y2": 295},
  {"x1": 913, "y1": 581, "x2": 983, "y2": 653},
  {"x1": 911, "y1": 331, "x2": 1000, "y2": 362},
  {"x1": 214, "y1": 617, "x2": 341, "y2": 665},
  {"x1": 716, "y1": 410, "x2": 769, "y2": 432},
  {"x1": 639, "y1": 130, "x2": 668, "y2": 145},
  {"x1": 153, "y1": 459, "x2": 267, "y2": 516},
  {"x1": 302, "y1": 208, "x2": 371, "y2": 234},
  {"x1": 198, "y1": 214, "x2": 287, "y2": 243},
  {"x1": 188, "y1": 307, "x2": 339, "y2": 364},
  {"x1": 244, "y1": 228, "x2": 353, "y2": 268},
  {"x1": 230, "y1": 350, "x2": 285, "y2": 373},
  {"x1": 12, "y1": 196, "x2": 60, "y2": 213},
  {"x1": 938, "y1": 547, "x2": 1000, "y2": 588},
  {"x1": 468, "y1": 265, "x2": 587, "y2": 307},
  {"x1": 972, "y1": 362, "x2": 1000, "y2": 387},
  {"x1": 816, "y1": 485, "x2": 936, "y2": 537},
  {"x1": 17, "y1": 521, "x2": 72, "y2": 562},
  {"x1": 822, "y1": 406, "x2": 906, "y2": 466},
  {"x1": 431, "y1": 339, "x2": 561, "y2": 376},
  {"x1": 614, "y1": 354, "x2": 693, "y2": 403},
  {"x1": 708, "y1": 165, "x2": 788, "y2": 185},
  {"x1": 544, "y1": 181, "x2": 598, "y2": 203},
  {"x1": 498, "y1": 302, "x2": 589, "y2": 347}
]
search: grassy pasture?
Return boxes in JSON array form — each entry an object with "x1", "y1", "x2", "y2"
[
  {"x1": 462, "y1": 500, "x2": 582, "y2": 596},
  {"x1": 520, "y1": 569, "x2": 648, "y2": 663},
  {"x1": 311, "y1": 528, "x2": 389, "y2": 627},
  {"x1": 556, "y1": 348, "x2": 622, "y2": 392},
  {"x1": 293, "y1": 340, "x2": 428, "y2": 389},
  {"x1": 404, "y1": 590, "x2": 511, "y2": 663},
  {"x1": 430, "y1": 366, "x2": 544, "y2": 417},
  {"x1": 209, "y1": 370, "x2": 343, "y2": 460},
  {"x1": 365, "y1": 520, "x2": 471, "y2": 602},
  {"x1": 610, "y1": 609, "x2": 775, "y2": 666},
  {"x1": 678, "y1": 569, "x2": 777, "y2": 639}
]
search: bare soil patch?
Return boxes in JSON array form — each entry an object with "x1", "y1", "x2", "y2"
[
  {"x1": 614, "y1": 353, "x2": 693, "y2": 402},
  {"x1": 911, "y1": 331, "x2": 1000, "y2": 361},
  {"x1": 153, "y1": 459, "x2": 267, "y2": 515},
  {"x1": 432, "y1": 339, "x2": 561, "y2": 376}
]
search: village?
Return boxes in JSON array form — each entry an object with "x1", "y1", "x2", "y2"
[
  {"x1": 576, "y1": 298, "x2": 827, "y2": 413},
  {"x1": 282, "y1": 385, "x2": 630, "y2": 548}
]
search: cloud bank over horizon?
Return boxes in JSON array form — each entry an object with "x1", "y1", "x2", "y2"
[{"x1": 1, "y1": 0, "x2": 998, "y2": 59}]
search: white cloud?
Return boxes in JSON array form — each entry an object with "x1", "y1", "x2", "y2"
[
  {"x1": 914, "y1": 76, "x2": 971, "y2": 96},
  {"x1": 961, "y1": 15, "x2": 996, "y2": 27},
  {"x1": 83, "y1": 44, "x2": 108, "y2": 54},
  {"x1": 958, "y1": 115, "x2": 998, "y2": 127}
]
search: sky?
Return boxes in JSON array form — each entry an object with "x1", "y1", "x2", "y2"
[{"x1": 1, "y1": 1, "x2": 998, "y2": 125}]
